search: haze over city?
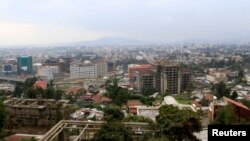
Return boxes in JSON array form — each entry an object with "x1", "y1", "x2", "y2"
[
  {"x1": 1, "y1": 1, "x2": 250, "y2": 141},
  {"x1": 1, "y1": 0, "x2": 250, "y2": 46}
]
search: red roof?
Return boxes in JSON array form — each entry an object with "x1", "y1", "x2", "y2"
[
  {"x1": 223, "y1": 97, "x2": 250, "y2": 111},
  {"x1": 93, "y1": 95, "x2": 101, "y2": 103},
  {"x1": 81, "y1": 95, "x2": 93, "y2": 100},
  {"x1": 102, "y1": 96, "x2": 111, "y2": 102},
  {"x1": 34, "y1": 80, "x2": 47, "y2": 90},
  {"x1": 129, "y1": 107, "x2": 138, "y2": 114},
  {"x1": 127, "y1": 100, "x2": 143, "y2": 108},
  {"x1": 65, "y1": 87, "x2": 82, "y2": 95},
  {"x1": 92, "y1": 95, "x2": 111, "y2": 103}
]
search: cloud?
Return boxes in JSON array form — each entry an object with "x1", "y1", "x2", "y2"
[
  {"x1": 0, "y1": 22, "x2": 113, "y2": 45},
  {"x1": 0, "y1": 0, "x2": 250, "y2": 45}
]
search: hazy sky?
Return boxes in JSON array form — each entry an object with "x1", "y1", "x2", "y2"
[{"x1": 0, "y1": 0, "x2": 250, "y2": 46}]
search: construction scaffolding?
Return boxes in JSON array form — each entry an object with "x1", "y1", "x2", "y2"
[
  {"x1": 40, "y1": 120, "x2": 150, "y2": 141},
  {"x1": 4, "y1": 98, "x2": 71, "y2": 128}
]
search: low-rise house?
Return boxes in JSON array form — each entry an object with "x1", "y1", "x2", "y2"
[
  {"x1": 127, "y1": 100, "x2": 144, "y2": 115},
  {"x1": 137, "y1": 106, "x2": 159, "y2": 122},
  {"x1": 34, "y1": 80, "x2": 47, "y2": 90}
]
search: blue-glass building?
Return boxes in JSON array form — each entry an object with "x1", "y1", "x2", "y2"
[{"x1": 17, "y1": 56, "x2": 33, "y2": 75}]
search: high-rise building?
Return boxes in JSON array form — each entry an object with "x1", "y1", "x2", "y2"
[
  {"x1": 128, "y1": 64, "x2": 152, "y2": 81},
  {"x1": 181, "y1": 68, "x2": 192, "y2": 92},
  {"x1": 17, "y1": 56, "x2": 33, "y2": 75},
  {"x1": 135, "y1": 71, "x2": 154, "y2": 92},
  {"x1": 59, "y1": 59, "x2": 65, "y2": 73},
  {"x1": 152, "y1": 60, "x2": 181, "y2": 95},
  {"x1": 70, "y1": 60, "x2": 107, "y2": 79},
  {"x1": 37, "y1": 66, "x2": 60, "y2": 81},
  {"x1": 62, "y1": 57, "x2": 72, "y2": 73}
]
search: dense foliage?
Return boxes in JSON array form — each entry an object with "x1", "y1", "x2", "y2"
[
  {"x1": 105, "y1": 79, "x2": 131, "y2": 106},
  {"x1": 156, "y1": 105, "x2": 202, "y2": 141},
  {"x1": 103, "y1": 105, "x2": 124, "y2": 121},
  {"x1": 0, "y1": 99, "x2": 7, "y2": 132},
  {"x1": 13, "y1": 78, "x2": 64, "y2": 100},
  {"x1": 92, "y1": 121, "x2": 133, "y2": 141},
  {"x1": 214, "y1": 105, "x2": 237, "y2": 124},
  {"x1": 212, "y1": 81, "x2": 231, "y2": 99}
]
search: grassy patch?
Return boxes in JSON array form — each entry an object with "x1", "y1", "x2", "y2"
[{"x1": 173, "y1": 94, "x2": 192, "y2": 105}]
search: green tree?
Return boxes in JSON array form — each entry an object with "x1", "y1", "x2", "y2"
[
  {"x1": 230, "y1": 91, "x2": 238, "y2": 100},
  {"x1": 92, "y1": 121, "x2": 133, "y2": 141},
  {"x1": 55, "y1": 103, "x2": 63, "y2": 123},
  {"x1": 140, "y1": 97, "x2": 155, "y2": 106},
  {"x1": 213, "y1": 81, "x2": 231, "y2": 99},
  {"x1": 105, "y1": 79, "x2": 130, "y2": 106},
  {"x1": 156, "y1": 105, "x2": 202, "y2": 141},
  {"x1": 142, "y1": 86, "x2": 157, "y2": 96},
  {"x1": 54, "y1": 89, "x2": 64, "y2": 100},
  {"x1": 123, "y1": 115, "x2": 154, "y2": 124},
  {"x1": 0, "y1": 99, "x2": 7, "y2": 132},
  {"x1": 13, "y1": 82, "x2": 23, "y2": 97},
  {"x1": 238, "y1": 67, "x2": 244, "y2": 83},
  {"x1": 44, "y1": 87, "x2": 55, "y2": 99},
  {"x1": 103, "y1": 105, "x2": 124, "y2": 121},
  {"x1": 24, "y1": 77, "x2": 38, "y2": 89},
  {"x1": 214, "y1": 105, "x2": 237, "y2": 124},
  {"x1": 200, "y1": 99, "x2": 210, "y2": 107},
  {"x1": 26, "y1": 87, "x2": 36, "y2": 99},
  {"x1": 47, "y1": 80, "x2": 55, "y2": 87}
]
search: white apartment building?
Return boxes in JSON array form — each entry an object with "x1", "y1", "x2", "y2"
[
  {"x1": 37, "y1": 66, "x2": 59, "y2": 81},
  {"x1": 70, "y1": 61, "x2": 107, "y2": 79}
]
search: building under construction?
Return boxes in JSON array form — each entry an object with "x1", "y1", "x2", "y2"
[
  {"x1": 152, "y1": 60, "x2": 181, "y2": 94},
  {"x1": 40, "y1": 120, "x2": 150, "y2": 141},
  {"x1": 4, "y1": 98, "x2": 72, "y2": 128}
]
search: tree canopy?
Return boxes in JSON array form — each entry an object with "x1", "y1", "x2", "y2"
[
  {"x1": 214, "y1": 105, "x2": 237, "y2": 124},
  {"x1": 212, "y1": 81, "x2": 231, "y2": 99},
  {"x1": 105, "y1": 79, "x2": 131, "y2": 106},
  {"x1": 0, "y1": 99, "x2": 7, "y2": 132},
  {"x1": 92, "y1": 121, "x2": 133, "y2": 141},
  {"x1": 156, "y1": 105, "x2": 202, "y2": 141},
  {"x1": 230, "y1": 91, "x2": 238, "y2": 100},
  {"x1": 103, "y1": 105, "x2": 124, "y2": 121}
]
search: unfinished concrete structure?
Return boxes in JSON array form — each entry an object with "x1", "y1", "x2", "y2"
[
  {"x1": 40, "y1": 120, "x2": 150, "y2": 141},
  {"x1": 4, "y1": 98, "x2": 71, "y2": 128},
  {"x1": 135, "y1": 71, "x2": 154, "y2": 92},
  {"x1": 153, "y1": 60, "x2": 181, "y2": 94}
]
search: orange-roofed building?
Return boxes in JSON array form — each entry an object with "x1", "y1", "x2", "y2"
[
  {"x1": 127, "y1": 100, "x2": 144, "y2": 115},
  {"x1": 34, "y1": 80, "x2": 47, "y2": 90},
  {"x1": 128, "y1": 64, "x2": 152, "y2": 81},
  {"x1": 92, "y1": 95, "x2": 111, "y2": 104},
  {"x1": 65, "y1": 87, "x2": 82, "y2": 95}
]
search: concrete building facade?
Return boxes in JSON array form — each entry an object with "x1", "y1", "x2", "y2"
[
  {"x1": 37, "y1": 66, "x2": 59, "y2": 81},
  {"x1": 17, "y1": 56, "x2": 33, "y2": 75},
  {"x1": 128, "y1": 64, "x2": 152, "y2": 81},
  {"x1": 4, "y1": 98, "x2": 71, "y2": 128},
  {"x1": 70, "y1": 61, "x2": 107, "y2": 79},
  {"x1": 153, "y1": 60, "x2": 181, "y2": 95}
]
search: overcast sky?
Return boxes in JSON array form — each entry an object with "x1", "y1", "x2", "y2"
[{"x1": 0, "y1": 0, "x2": 250, "y2": 46}]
